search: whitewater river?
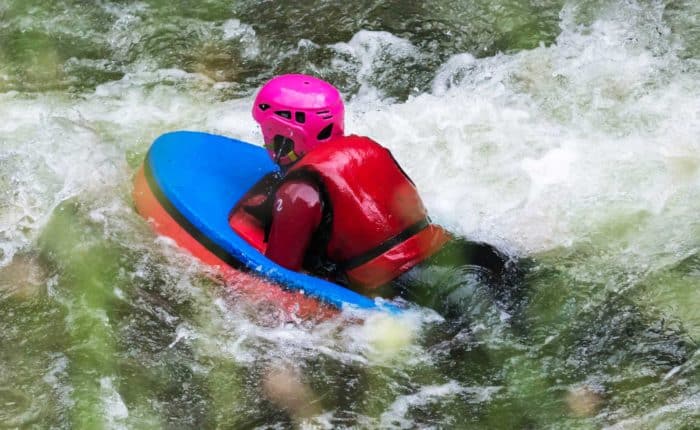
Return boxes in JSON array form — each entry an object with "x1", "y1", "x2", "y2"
[{"x1": 1, "y1": 0, "x2": 698, "y2": 428}]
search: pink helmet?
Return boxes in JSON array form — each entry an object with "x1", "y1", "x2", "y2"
[{"x1": 252, "y1": 74, "x2": 345, "y2": 165}]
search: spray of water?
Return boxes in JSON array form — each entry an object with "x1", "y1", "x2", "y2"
[{"x1": 0, "y1": 0, "x2": 698, "y2": 427}]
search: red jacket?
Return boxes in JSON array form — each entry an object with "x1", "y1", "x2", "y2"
[{"x1": 274, "y1": 135, "x2": 449, "y2": 289}]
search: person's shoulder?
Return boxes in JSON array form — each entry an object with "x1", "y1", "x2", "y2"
[
  {"x1": 342, "y1": 134, "x2": 379, "y2": 143},
  {"x1": 336, "y1": 134, "x2": 385, "y2": 149},
  {"x1": 275, "y1": 179, "x2": 322, "y2": 210},
  {"x1": 277, "y1": 178, "x2": 320, "y2": 196}
]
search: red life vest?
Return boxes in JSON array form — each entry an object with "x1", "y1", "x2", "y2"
[{"x1": 286, "y1": 135, "x2": 450, "y2": 289}]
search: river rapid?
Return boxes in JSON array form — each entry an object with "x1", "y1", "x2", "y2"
[{"x1": 0, "y1": 0, "x2": 698, "y2": 428}]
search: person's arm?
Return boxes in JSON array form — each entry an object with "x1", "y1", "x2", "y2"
[{"x1": 265, "y1": 180, "x2": 323, "y2": 271}]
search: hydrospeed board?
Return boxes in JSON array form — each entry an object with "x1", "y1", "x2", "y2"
[{"x1": 133, "y1": 131, "x2": 399, "y2": 317}]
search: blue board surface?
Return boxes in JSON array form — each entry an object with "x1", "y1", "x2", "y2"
[{"x1": 146, "y1": 131, "x2": 400, "y2": 313}]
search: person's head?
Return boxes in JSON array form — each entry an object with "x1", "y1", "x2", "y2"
[{"x1": 252, "y1": 74, "x2": 344, "y2": 166}]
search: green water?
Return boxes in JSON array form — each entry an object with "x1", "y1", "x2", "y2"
[{"x1": 1, "y1": 0, "x2": 699, "y2": 428}]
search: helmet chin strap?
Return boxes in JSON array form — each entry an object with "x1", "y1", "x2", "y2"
[
  {"x1": 271, "y1": 136, "x2": 299, "y2": 165},
  {"x1": 274, "y1": 142, "x2": 286, "y2": 163}
]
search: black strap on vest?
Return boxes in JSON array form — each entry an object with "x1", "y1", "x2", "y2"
[{"x1": 339, "y1": 218, "x2": 430, "y2": 271}]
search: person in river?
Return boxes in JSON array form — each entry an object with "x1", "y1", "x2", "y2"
[{"x1": 242, "y1": 74, "x2": 521, "y2": 318}]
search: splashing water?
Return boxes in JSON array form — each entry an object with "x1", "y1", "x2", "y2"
[{"x1": 0, "y1": 0, "x2": 698, "y2": 428}]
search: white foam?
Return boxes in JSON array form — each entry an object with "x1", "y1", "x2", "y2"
[
  {"x1": 379, "y1": 382, "x2": 500, "y2": 428},
  {"x1": 100, "y1": 377, "x2": 129, "y2": 428},
  {"x1": 603, "y1": 391, "x2": 700, "y2": 430},
  {"x1": 42, "y1": 353, "x2": 73, "y2": 410},
  {"x1": 221, "y1": 19, "x2": 260, "y2": 59},
  {"x1": 349, "y1": 1, "x2": 699, "y2": 263},
  {"x1": 332, "y1": 30, "x2": 422, "y2": 104}
]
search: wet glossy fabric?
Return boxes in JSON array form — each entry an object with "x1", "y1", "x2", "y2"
[
  {"x1": 265, "y1": 180, "x2": 323, "y2": 270},
  {"x1": 287, "y1": 134, "x2": 449, "y2": 287}
]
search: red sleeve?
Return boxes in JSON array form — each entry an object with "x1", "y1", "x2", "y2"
[{"x1": 265, "y1": 180, "x2": 323, "y2": 271}]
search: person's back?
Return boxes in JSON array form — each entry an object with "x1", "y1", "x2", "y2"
[{"x1": 283, "y1": 134, "x2": 450, "y2": 288}]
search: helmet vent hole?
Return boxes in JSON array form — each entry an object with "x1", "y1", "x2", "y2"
[
  {"x1": 258, "y1": 103, "x2": 270, "y2": 111},
  {"x1": 274, "y1": 110, "x2": 291, "y2": 119},
  {"x1": 295, "y1": 112, "x2": 306, "y2": 123},
  {"x1": 316, "y1": 110, "x2": 332, "y2": 119},
  {"x1": 317, "y1": 124, "x2": 333, "y2": 140}
]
